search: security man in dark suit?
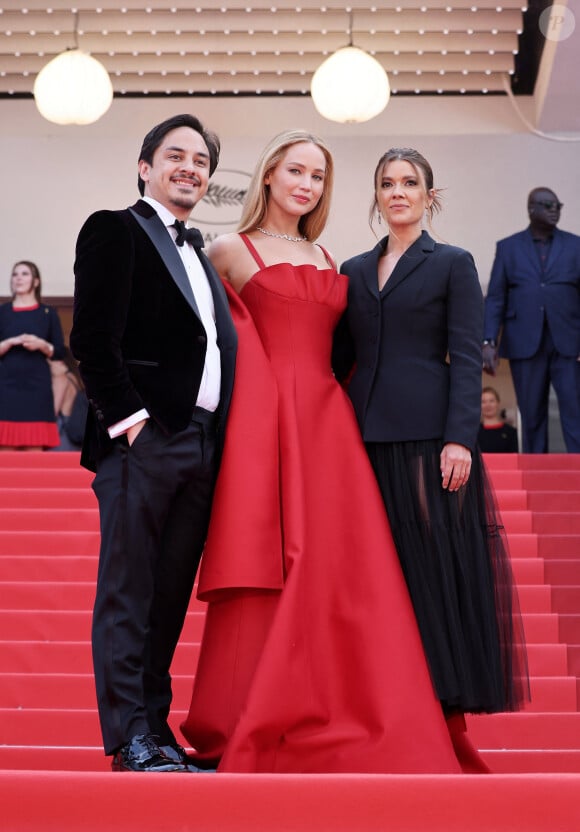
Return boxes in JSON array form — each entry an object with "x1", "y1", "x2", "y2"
[
  {"x1": 483, "y1": 187, "x2": 580, "y2": 453},
  {"x1": 70, "y1": 114, "x2": 237, "y2": 772}
]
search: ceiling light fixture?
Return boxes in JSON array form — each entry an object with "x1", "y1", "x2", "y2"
[
  {"x1": 310, "y1": 11, "x2": 390, "y2": 123},
  {"x1": 33, "y1": 11, "x2": 113, "y2": 125}
]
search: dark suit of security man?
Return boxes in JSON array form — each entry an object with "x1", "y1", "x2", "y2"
[{"x1": 483, "y1": 188, "x2": 580, "y2": 453}]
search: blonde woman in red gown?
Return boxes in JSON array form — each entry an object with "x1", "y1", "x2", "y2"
[{"x1": 180, "y1": 131, "x2": 462, "y2": 774}]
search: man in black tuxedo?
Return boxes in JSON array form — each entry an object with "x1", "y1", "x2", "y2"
[
  {"x1": 483, "y1": 187, "x2": 580, "y2": 453},
  {"x1": 70, "y1": 114, "x2": 237, "y2": 772}
]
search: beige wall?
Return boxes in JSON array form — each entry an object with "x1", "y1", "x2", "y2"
[
  {"x1": 3, "y1": 92, "x2": 579, "y2": 439},
  {"x1": 3, "y1": 93, "x2": 580, "y2": 299}
]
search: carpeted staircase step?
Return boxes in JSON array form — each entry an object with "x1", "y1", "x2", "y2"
[
  {"x1": 0, "y1": 487, "x2": 96, "y2": 509},
  {"x1": 10, "y1": 707, "x2": 580, "y2": 758},
  {"x1": 0, "y1": 670, "x2": 573, "y2": 713},
  {"x1": 0, "y1": 467, "x2": 92, "y2": 488},
  {"x1": 2, "y1": 579, "x2": 555, "y2": 616},
  {"x1": 551, "y1": 586, "x2": 580, "y2": 614},
  {"x1": 544, "y1": 559, "x2": 580, "y2": 584},
  {"x1": 568, "y1": 646, "x2": 580, "y2": 676},
  {"x1": 502, "y1": 534, "x2": 538, "y2": 557},
  {"x1": 559, "y1": 614, "x2": 580, "y2": 644},
  {"x1": 2, "y1": 769, "x2": 579, "y2": 832},
  {"x1": 0, "y1": 509, "x2": 99, "y2": 532},
  {"x1": 486, "y1": 470, "x2": 524, "y2": 489},
  {"x1": 527, "y1": 492, "x2": 580, "y2": 512},
  {"x1": 533, "y1": 514, "x2": 580, "y2": 534},
  {"x1": 0, "y1": 672, "x2": 193, "y2": 711},
  {"x1": 467, "y1": 711, "x2": 580, "y2": 749},
  {"x1": 515, "y1": 584, "x2": 552, "y2": 613},
  {"x1": 523, "y1": 613, "x2": 559, "y2": 642},
  {"x1": 0, "y1": 608, "x2": 204, "y2": 641},
  {"x1": 482, "y1": 749, "x2": 580, "y2": 774},
  {"x1": 0, "y1": 640, "x2": 201, "y2": 675},
  {"x1": 488, "y1": 489, "x2": 528, "y2": 509},
  {"x1": 499, "y1": 511, "x2": 533, "y2": 533},
  {"x1": 0, "y1": 555, "x2": 98, "y2": 582},
  {"x1": 9, "y1": 552, "x2": 549, "y2": 585},
  {"x1": 506, "y1": 557, "x2": 544, "y2": 583},
  {"x1": 517, "y1": 453, "x2": 580, "y2": 470},
  {"x1": 0, "y1": 531, "x2": 99, "y2": 556},
  {"x1": 538, "y1": 536, "x2": 580, "y2": 557},
  {"x1": 1, "y1": 744, "x2": 580, "y2": 776},
  {"x1": 0, "y1": 578, "x2": 531, "y2": 615},
  {"x1": 523, "y1": 471, "x2": 580, "y2": 490},
  {"x1": 0, "y1": 452, "x2": 82, "y2": 469},
  {"x1": 481, "y1": 453, "x2": 520, "y2": 470},
  {"x1": 10, "y1": 707, "x2": 580, "y2": 749}
]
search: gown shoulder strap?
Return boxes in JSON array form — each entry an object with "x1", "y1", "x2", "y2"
[
  {"x1": 317, "y1": 245, "x2": 337, "y2": 270},
  {"x1": 239, "y1": 233, "x2": 267, "y2": 270}
]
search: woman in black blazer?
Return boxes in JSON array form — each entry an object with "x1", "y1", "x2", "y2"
[{"x1": 334, "y1": 148, "x2": 529, "y2": 772}]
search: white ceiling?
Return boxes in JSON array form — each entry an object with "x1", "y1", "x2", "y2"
[{"x1": 0, "y1": 0, "x2": 577, "y2": 131}]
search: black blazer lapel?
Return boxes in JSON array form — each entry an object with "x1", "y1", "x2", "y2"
[
  {"x1": 129, "y1": 201, "x2": 201, "y2": 319},
  {"x1": 380, "y1": 231, "x2": 434, "y2": 299},
  {"x1": 359, "y1": 239, "x2": 386, "y2": 299}
]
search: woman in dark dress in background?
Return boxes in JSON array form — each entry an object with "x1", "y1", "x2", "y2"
[
  {"x1": 0, "y1": 260, "x2": 64, "y2": 450},
  {"x1": 333, "y1": 148, "x2": 529, "y2": 772}
]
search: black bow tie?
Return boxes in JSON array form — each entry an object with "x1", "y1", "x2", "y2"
[{"x1": 172, "y1": 220, "x2": 204, "y2": 250}]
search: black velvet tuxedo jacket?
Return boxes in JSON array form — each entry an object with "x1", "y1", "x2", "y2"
[
  {"x1": 70, "y1": 199, "x2": 237, "y2": 472},
  {"x1": 334, "y1": 231, "x2": 484, "y2": 452}
]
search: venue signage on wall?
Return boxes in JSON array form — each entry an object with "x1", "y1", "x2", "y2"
[{"x1": 194, "y1": 168, "x2": 251, "y2": 245}]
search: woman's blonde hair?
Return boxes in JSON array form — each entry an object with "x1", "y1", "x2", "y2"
[{"x1": 238, "y1": 129, "x2": 334, "y2": 242}]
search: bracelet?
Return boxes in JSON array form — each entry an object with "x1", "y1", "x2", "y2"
[{"x1": 482, "y1": 340, "x2": 496, "y2": 347}]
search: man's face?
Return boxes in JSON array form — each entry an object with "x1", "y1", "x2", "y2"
[
  {"x1": 528, "y1": 189, "x2": 562, "y2": 230},
  {"x1": 138, "y1": 126, "x2": 211, "y2": 219}
]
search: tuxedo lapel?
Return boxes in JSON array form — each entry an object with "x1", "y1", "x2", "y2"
[
  {"x1": 380, "y1": 231, "x2": 433, "y2": 299},
  {"x1": 198, "y1": 249, "x2": 231, "y2": 335},
  {"x1": 129, "y1": 202, "x2": 201, "y2": 319}
]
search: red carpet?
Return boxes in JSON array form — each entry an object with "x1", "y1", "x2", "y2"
[{"x1": 1, "y1": 451, "x2": 579, "y2": 829}]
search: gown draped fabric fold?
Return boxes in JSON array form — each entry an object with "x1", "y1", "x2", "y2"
[{"x1": 180, "y1": 236, "x2": 461, "y2": 773}]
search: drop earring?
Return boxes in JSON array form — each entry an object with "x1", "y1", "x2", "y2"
[{"x1": 377, "y1": 211, "x2": 382, "y2": 225}]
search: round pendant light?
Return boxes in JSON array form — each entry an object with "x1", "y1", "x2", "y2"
[
  {"x1": 34, "y1": 48, "x2": 113, "y2": 126},
  {"x1": 311, "y1": 45, "x2": 390, "y2": 124}
]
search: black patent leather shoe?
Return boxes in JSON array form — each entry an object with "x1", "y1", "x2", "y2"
[
  {"x1": 159, "y1": 743, "x2": 216, "y2": 773},
  {"x1": 112, "y1": 733, "x2": 187, "y2": 772}
]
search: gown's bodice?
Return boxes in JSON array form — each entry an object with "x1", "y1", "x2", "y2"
[{"x1": 240, "y1": 261, "x2": 347, "y2": 386}]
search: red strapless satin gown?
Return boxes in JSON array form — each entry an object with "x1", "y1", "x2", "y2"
[{"x1": 181, "y1": 241, "x2": 461, "y2": 774}]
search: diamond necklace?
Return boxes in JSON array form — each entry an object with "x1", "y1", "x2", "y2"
[{"x1": 257, "y1": 226, "x2": 308, "y2": 242}]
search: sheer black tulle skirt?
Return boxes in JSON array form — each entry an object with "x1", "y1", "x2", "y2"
[{"x1": 366, "y1": 439, "x2": 530, "y2": 715}]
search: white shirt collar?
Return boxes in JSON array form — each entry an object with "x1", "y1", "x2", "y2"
[{"x1": 142, "y1": 196, "x2": 185, "y2": 229}]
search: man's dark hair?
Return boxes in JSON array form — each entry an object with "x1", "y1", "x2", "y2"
[{"x1": 137, "y1": 113, "x2": 220, "y2": 195}]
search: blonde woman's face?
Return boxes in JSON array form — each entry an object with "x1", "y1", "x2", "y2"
[{"x1": 264, "y1": 142, "x2": 326, "y2": 219}]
